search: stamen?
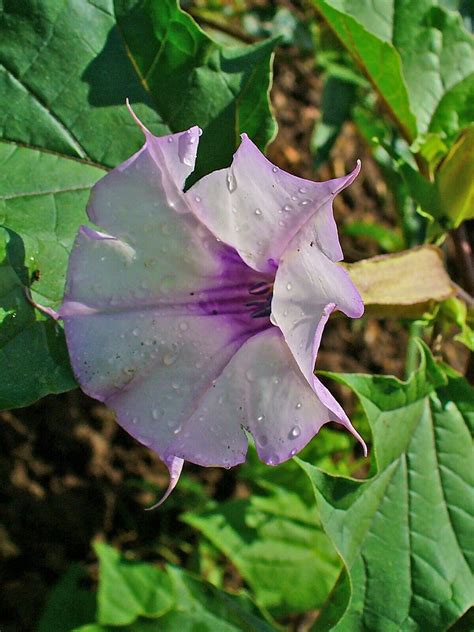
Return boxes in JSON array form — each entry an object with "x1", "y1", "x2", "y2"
[{"x1": 248, "y1": 281, "x2": 273, "y2": 295}]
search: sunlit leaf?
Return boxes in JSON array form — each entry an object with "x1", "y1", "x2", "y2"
[{"x1": 300, "y1": 344, "x2": 474, "y2": 630}]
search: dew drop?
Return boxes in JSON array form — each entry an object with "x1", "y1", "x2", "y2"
[
  {"x1": 286, "y1": 282, "x2": 292, "y2": 291},
  {"x1": 167, "y1": 137, "x2": 173, "y2": 143},
  {"x1": 254, "y1": 208, "x2": 262, "y2": 216},
  {"x1": 278, "y1": 219, "x2": 286, "y2": 227},
  {"x1": 173, "y1": 425, "x2": 182, "y2": 434},
  {"x1": 132, "y1": 328, "x2": 139, "y2": 336},
  {"x1": 291, "y1": 195, "x2": 298, "y2": 201},
  {"x1": 290, "y1": 448, "x2": 297, "y2": 457},
  {"x1": 152, "y1": 409, "x2": 159, "y2": 420},
  {"x1": 226, "y1": 173, "x2": 237, "y2": 192},
  {"x1": 283, "y1": 204, "x2": 292, "y2": 212},
  {"x1": 289, "y1": 425, "x2": 301, "y2": 439},
  {"x1": 298, "y1": 186, "x2": 307, "y2": 194},
  {"x1": 299, "y1": 199, "x2": 311, "y2": 206},
  {"x1": 179, "y1": 322, "x2": 189, "y2": 331},
  {"x1": 257, "y1": 414, "x2": 265, "y2": 422},
  {"x1": 194, "y1": 195, "x2": 201, "y2": 202},
  {"x1": 245, "y1": 369, "x2": 254, "y2": 382},
  {"x1": 295, "y1": 402, "x2": 302, "y2": 409},
  {"x1": 273, "y1": 376, "x2": 280, "y2": 385},
  {"x1": 131, "y1": 417, "x2": 138, "y2": 425},
  {"x1": 162, "y1": 351, "x2": 178, "y2": 366},
  {"x1": 272, "y1": 166, "x2": 278, "y2": 173}
]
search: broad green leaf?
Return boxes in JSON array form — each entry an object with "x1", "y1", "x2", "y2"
[
  {"x1": 436, "y1": 125, "x2": 474, "y2": 226},
  {"x1": 311, "y1": 75, "x2": 357, "y2": 166},
  {"x1": 314, "y1": 0, "x2": 474, "y2": 143},
  {"x1": 0, "y1": 143, "x2": 105, "y2": 408},
  {"x1": 299, "y1": 344, "x2": 474, "y2": 631},
  {"x1": 0, "y1": 0, "x2": 277, "y2": 179},
  {"x1": 95, "y1": 542, "x2": 174, "y2": 625},
  {"x1": 184, "y1": 483, "x2": 341, "y2": 617},
  {"x1": 0, "y1": 0, "x2": 277, "y2": 408},
  {"x1": 343, "y1": 221, "x2": 404, "y2": 253},
  {"x1": 75, "y1": 545, "x2": 275, "y2": 632},
  {"x1": 157, "y1": 566, "x2": 275, "y2": 632},
  {"x1": 37, "y1": 564, "x2": 96, "y2": 632}
]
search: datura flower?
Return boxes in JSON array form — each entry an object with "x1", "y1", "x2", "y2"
[{"x1": 60, "y1": 108, "x2": 366, "y2": 505}]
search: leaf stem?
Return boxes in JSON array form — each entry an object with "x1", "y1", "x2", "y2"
[{"x1": 405, "y1": 321, "x2": 424, "y2": 379}]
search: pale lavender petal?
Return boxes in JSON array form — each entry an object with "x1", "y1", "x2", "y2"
[
  {"x1": 62, "y1": 120, "x2": 269, "y2": 470},
  {"x1": 187, "y1": 133, "x2": 360, "y2": 272},
  {"x1": 145, "y1": 455, "x2": 184, "y2": 510},
  {"x1": 168, "y1": 327, "x2": 363, "y2": 467},
  {"x1": 271, "y1": 222, "x2": 365, "y2": 451}
]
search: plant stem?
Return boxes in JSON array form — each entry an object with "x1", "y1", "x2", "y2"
[{"x1": 405, "y1": 321, "x2": 424, "y2": 379}]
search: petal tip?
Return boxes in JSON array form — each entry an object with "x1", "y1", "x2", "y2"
[
  {"x1": 145, "y1": 455, "x2": 184, "y2": 511},
  {"x1": 125, "y1": 98, "x2": 151, "y2": 137}
]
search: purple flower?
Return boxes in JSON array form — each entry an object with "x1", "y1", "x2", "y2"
[{"x1": 60, "y1": 109, "x2": 365, "y2": 505}]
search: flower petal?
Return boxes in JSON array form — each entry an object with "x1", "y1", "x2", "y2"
[
  {"x1": 187, "y1": 133, "x2": 360, "y2": 272},
  {"x1": 167, "y1": 327, "x2": 363, "y2": 467},
  {"x1": 61, "y1": 123, "x2": 269, "y2": 468},
  {"x1": 145, "y1": 455, "x2": 184, "y2": 510},
  {"x1": 271, "y1": 222, "x2": 365, "y2": 450}
]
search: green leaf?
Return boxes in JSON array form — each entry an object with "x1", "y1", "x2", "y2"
[
  {"x1": 0, "y1": 142, "x2": 106, "y2": 407},
  {"x1": 343, "y1": 221, "x2": 404, "y2": 253},
  {"x1": 0, "y1": 0, "x2": 277, "y2": 408},
  {"x1": 157, "y1": 566, "x2": 275, "y2": 632},
  {"x1": 0, "y1": 0, "x2": 277, "y2": 178},
  {"x1": 311, "y1": 75, "x2": 357, "y2": 166},
  {"x1": 37, "y1": 564, "x2": 96, "y2": 632},
  {"x1": 315, "y1": 0, "x2": 474, "y2": 143},
  {"x1": 299, "y1": 343, "x2": 474, "y2": 631},
  {"x1": 76, "y1": 545, "x2": 275, "y2": 632},
  {"x1": 94, "y1": 542, "x2": 175, "y2": 625},
  {"x1": 184, "y1": 483, "x2": 341, "y2": 617}
]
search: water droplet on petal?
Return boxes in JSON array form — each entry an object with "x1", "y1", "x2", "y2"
[
  {"x1": 131, "y1": 417, "x2": 138, "y2": 425},
  {"x1": 290, "y1": 448, "x2": 297, "y2": 457},
  {"x1": 179, "y1": 322, "x2": 189, "y2": 331},
  {"x1": 289, "y1": 425, "x2": 301, "y2": 439},
  {"x1": 152, "y1": 409, "x2": 159, "y2": 420},
  {"x1": 286, "y1": 282, "x2": 292, "y2": 291},
  {"x1": 194, "y1": 195, "x2": 201, "y2": 202},
  {"x1": 162, "y1": 351, "x2": 178, "y2": 366},
  {"x1": 173, "y1": 425, "x2": 182, "y2": 434},
  {"x1": 132, "y1": 328, "x2": 139, "y2": 336},
  {"x1": 272, "y1": 166, "x2": 278, "y2": 173},
  {"x1": 245, "y1": 369, "x2": 254, "y2": 382},
  {"x1": 226, "y1": 173, "x2": 237, "y2": 192},
  {"x1": 254, "y1": 208, "x2": 262, "y2": 216},
  {"x1": 278, "y1": 220, "x2": 286, "y2": 227},
  {"x1": 283, "y1": 204, "x2": 292, "y2": 212},
  {"x1": 299, "y1": 199, "x2": 311, "y2": 206},
  {"x1": 295, "y1": 402, "x2": 302, "y2": 409},
  {"x1": 257, "y1": 415, "x2": 265, "y2": 422},
  {"x1": 167, "y1": 137, "x2": 173, "y2": 143},
  {"x1": 299, "y1": 186, "x2": 307, "y2": 194}
]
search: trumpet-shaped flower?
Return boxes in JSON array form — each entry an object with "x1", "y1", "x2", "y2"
[{"x1": 60, "y1": 110, "x2": 365, "y2": 504}]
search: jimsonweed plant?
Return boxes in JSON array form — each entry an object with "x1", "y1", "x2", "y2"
[
  {"x1": 1, "y1": 1, "x2": 472, "y2": 630},
  {"x1": 59, "y1": 107, "x2": 366, "y2": 503}
]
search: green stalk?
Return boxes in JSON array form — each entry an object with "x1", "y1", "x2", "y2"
[{"x1": 405, "y1": 321, "x2": 424, "y2": 379}]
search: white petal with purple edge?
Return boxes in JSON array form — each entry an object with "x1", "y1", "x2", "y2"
[
  {"x1": 167, "y1": 328, "x2": 363, "y2": 467},
  {"x1": 271, "y1": 223, "x2": 365, "y2": 452},
  {"x1": 187, "y1": 133, "x2": 360, "y2": 273},
  {"x1": 61, "y1": 122, "x2": 267, "y2": 469}
]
